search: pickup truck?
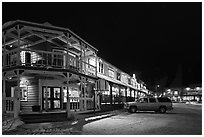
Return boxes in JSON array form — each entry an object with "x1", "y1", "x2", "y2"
[{"x1": 124, "y1": 97, "x2": 173, "y2": 113}]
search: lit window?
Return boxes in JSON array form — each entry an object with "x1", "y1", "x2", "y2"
[
  {"x1": 174, "y1": 90, "x2": 178, "y2": 95},
  {"x1": 20, "y1": 87, "x2": 28, "y2": 101},
  {"x1": 108, "y1": 68, "x2": 115, "y2": 78},
  {"x1": 98, "y1": 62, "x2": 104, "y2": 74}
]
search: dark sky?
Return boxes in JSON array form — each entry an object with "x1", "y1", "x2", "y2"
[{"x1": 2, "y1": 2, "x2": 202, "y2": 89}]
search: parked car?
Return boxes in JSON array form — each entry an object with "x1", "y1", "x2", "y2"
[{"x1": 124, "y1": 97, "x2": 173, "y2": 113}]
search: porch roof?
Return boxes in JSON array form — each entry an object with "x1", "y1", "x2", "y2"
[{"x1": 3, "y1": 20, "x2": 98, "y2": 53}]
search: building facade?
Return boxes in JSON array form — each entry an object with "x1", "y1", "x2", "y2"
[
  {"x1": 163, "y1": 86, "x2": 202, "y2": 102},
  {"x1": 2, "y1": 20, "x2": 148, "y2": 118}
]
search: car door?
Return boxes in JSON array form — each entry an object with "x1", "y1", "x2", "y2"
[
  {"x1": 137, "y1": 98, "x2": 149, "y2": 111},
  {"x1": 148, "y1": 98, "x2": 158, "y2": 111}
]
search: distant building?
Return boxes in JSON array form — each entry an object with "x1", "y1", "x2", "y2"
[{"x1": 163, "y1": 85, "x2": 202, "y2": 102}]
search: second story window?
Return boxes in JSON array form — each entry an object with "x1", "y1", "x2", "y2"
[
  {"x1": 99, "y1": 62, "x2": 104, "y2": 74},
  {"x1": 117, "y1": 72, "x2": 121, "y2": 81},
  {"x1": 108, "y1": 68, "x2": 115, "y2": 78}
]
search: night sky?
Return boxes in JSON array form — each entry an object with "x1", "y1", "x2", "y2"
[{"x1": 2, "y1": 2, "x2": 202, "y2": 89}]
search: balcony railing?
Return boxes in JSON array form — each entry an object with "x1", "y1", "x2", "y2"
[
  {"x1": 3, "y1": 49, "x2": 97, "y2": 77},
  {"x1": 4, "y1": 97, "x2": 15, "y2": 112}
]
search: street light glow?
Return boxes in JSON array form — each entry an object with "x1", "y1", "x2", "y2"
[
  {"x1": 196, "y1": 87, "x2": 201, "y2": 90},
  {"x1": 186, "y1": 87, "x2": 190, "y2": 91}
]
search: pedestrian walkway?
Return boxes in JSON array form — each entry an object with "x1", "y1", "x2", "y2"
[{"x1": 2, "y1": 109, "x2": 123, "y2": 135}]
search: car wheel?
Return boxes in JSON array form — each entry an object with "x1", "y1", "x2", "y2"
[
  {"x1": 129, "y1": 106, "x2": 137, "y2": 113},
  {"x1": 159, "y1": 107, "x2": 166, "y2": 113}
]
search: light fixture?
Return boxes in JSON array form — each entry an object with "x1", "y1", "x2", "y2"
[
  {"x1": 196, "y1": 87, "x2": 201, "y2": 90},
  {"x1": 186, "y1": 87, "x2": 190, "y2": 91}
]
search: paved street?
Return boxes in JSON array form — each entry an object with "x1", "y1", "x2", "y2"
[
  {"x1": 81, "y1": 103, "x2": 202, "y2": 135},
  {"x1": 3, "y1": 103, "x2": 202, "y2": 135}
]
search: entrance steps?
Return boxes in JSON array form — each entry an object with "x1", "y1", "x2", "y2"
[{"x1": 19, "y1": 112, "x2": 69, "y2": 123}]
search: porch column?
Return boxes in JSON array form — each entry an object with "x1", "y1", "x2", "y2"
[
  {"x1": 66, "y1": 72, "x2": 71, "y2": 118},
  {"x1": 125, "y1": 87, "x2": 127, "y2": 102},
  {"x1": 118, "y1": 86, "x2": 121, "y2": 104},
  {"x1": 96, "y1": 80, "x2": 101, "y2": 110},
  {"x1": 17, "y1": 25, "x2": 21, "y2": 66},
  {"x1": 2, "y1": 77, "x2": 6, "y2": 113},
  {"x1": 95, "y1": 54, "x2": 97, "y2": 76},
  {"x1": 14, "y1": 69, "x2": 21, "y2": 118},
  {"x1": 109, "y1": 82, "x2": 113, "y2": 106},
  {"x1": 44, "y1": 74, "x2": 48, "y2": 111},
  {"x1": 79, "y1": 76, "x2": 83, "y2": 111},
  {"x1": 84, "y1": 77, "x2": 87, "y2": 111}
]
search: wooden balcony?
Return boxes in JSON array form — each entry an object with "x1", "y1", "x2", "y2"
[{"x1": 2, "y1": 49, "x2": 97, "y2": 77}]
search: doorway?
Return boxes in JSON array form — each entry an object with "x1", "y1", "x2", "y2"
[{"x1": 42, "y1": 86, "x2": 61, "y2": 110}]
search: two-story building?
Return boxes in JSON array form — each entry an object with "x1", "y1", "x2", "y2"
[
  {"x1": 2, "y1": 20, "x2": 100, "y2": 118},
  {"x1": 2, "y1": 20, "x2": 149, "y2": 119}
]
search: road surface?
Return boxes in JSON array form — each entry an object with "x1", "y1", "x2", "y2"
[
  {"x1": 79, "y1": 103, "x2": 202, "y2": 135},
  {"x1": 3, "y1": 103, "x2": 202, "y2": 135}
]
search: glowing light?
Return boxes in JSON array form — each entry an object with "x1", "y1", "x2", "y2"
[
  {"x1": 186, "y1": 87, "x2": 190, "y2": 91},
  {"x1": 196, "y1": 87, "x2": 201, "y2": 90},
  {"x1": 167, "y1": 89, "x2": 171, "y2": 92}
]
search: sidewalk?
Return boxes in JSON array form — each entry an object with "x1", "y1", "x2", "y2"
[{"x1": 3, "y1": 109, "x2": 123, "y2": 135}]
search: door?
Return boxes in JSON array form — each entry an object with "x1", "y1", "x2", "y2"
[
  {"x1": 137, "y1": 98, "x2": 149, "y2": 111},
  {"x1": 42, "y1": 86, "x2": 61, "y2": 110},
  {"x1": 147, "y1": 98, "x2": 158, "y2": 110}
]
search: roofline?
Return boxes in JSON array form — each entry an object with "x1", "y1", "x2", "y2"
[
  {"x1": 2, "y1": 20, "x2": 98, "y2": 52},
  {"x1": 97, "y1": 56, "x2": 133, "y2": 78}
]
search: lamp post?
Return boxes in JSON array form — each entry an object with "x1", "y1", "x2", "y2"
[{"x1": 155, "y1": 84, "x2": 159, "y2": 97}]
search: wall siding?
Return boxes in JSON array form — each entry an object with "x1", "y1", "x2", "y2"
[{"x1": 21, "y1": 78, "x2": 39, "y2": 111}]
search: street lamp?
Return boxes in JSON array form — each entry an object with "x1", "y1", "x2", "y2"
[{"x1": 155, "y1": 84, "x2": 160, "y2": 97}]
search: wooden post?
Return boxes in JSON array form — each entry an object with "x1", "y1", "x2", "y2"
[
  {"x1": 17, "y1": 25, "x2": 21, "y2": 66},
  {"x1": 2, "y1": 77, "x2": 6, "y2": 113},
  {"x1": 79, "y1": 76, "x2": 83, "y2": 111},
  {"x1": 83, "y1": 47, "x2": 86, "y2": 73},
  {"x1": 125, "y1": 87, "x2": 127, "y2": 102},
  {"x1": 96, "y1": 80, "x2": 101, "y2": 110},
  {"x1": 118, "y1": 86, "x2": 121, "y2": 104},
  {"x1": 39, "y1": 79, "x2": 42, "y2": 110},
  {"x1": 84, "y1": 77, "x2": 87, "y2": 111},
  {"x1": 110, "y1": 82, "x2": 113, "y2": 107},
  {"x1": 44, "y1": 74, "x2": 48, "y2": 111},
  {"x1": 66, "y1": 72, "x2": 71, "y2": 118},
  {"x1": 95, "y1": 54, "x2": 97, "y2": 77},
  {"x1": 14, "y1": 69, "x2": 20, "y2": 118}
]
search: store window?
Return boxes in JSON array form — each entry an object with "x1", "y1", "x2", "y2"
[
  {"x1": 98, "y1": 62, "x2": 104, "y2": 74},
  {"x1": 120, "y1": 88, "x2": 126, "y2": 97},
  {"x1": 127, "y1": 88, "x2": 130, "y2": 97}
]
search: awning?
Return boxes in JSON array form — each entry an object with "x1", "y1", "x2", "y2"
[{"x1": 97, "y1": 73, "x2": 137, "y2": 90}]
